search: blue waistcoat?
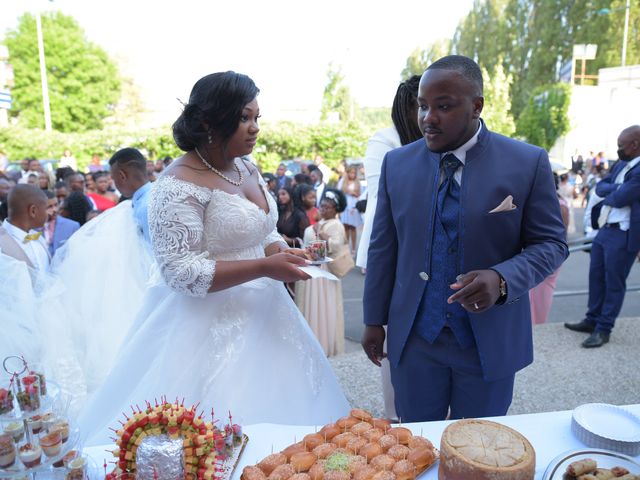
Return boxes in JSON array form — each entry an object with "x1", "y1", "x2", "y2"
[{"x1": 414, "y1": 175, "x2": 475, "y2": 348}]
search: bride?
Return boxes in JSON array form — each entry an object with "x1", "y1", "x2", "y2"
[{"x1": 79, "y1": 72, "x2": 350, "y2": 445}]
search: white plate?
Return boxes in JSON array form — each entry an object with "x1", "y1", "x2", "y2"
[
  {"x1": 543, "y1": 448, "x2": 640, "y2": 480},
  {"x1": 572, "y1": 403, "x2": 640, "y2": 455},
  {"x1": 309, "y1": 257, "x2": 333, "y2": 265},
  {"x1": 574, "y1": 403, "x2": 640, "y2": 441}
]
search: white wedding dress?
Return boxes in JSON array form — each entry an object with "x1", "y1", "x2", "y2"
[{"x1": 79, "y1": 175, "x2": 350, "y2": 446}]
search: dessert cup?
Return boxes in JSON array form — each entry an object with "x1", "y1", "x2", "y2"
[
  {"x1": 18, "y1": 443, "x2": 42, "y2": 468},
  {"x1": 0, "y1": 433, "x2": 16, "y2": 468},
  {"x1": 40, "y1": 430, "x2": 63, "y2": 457},
  {"x1": 3, "y1": 422, "x2": 25, "y2": 442}
]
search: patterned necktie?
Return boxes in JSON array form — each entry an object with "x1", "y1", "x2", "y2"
[
  {"x1": 23, "y1": 231, "x2": 42, "y2": 243},
  {"x1": 438, "y1": 153, "x2": 463, "y2": 218}
]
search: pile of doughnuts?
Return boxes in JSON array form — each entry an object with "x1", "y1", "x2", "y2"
[{"x1": 241, "y1": 409, "x2": 438, "y2": 480}]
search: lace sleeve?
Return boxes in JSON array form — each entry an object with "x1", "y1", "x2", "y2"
[
  {"x1": 149, "y1": 176, "x2": 215, "y2": 297},
  {"x1": 262, "y1": 227, "x2": 287, "y2": 250}
]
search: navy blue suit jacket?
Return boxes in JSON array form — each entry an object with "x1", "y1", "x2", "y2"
[
  {"x1": 595, "y1": 159, "x2": 640, "y2": 253},
  {"x1": 50, "y1": 216, "x2": 80, "y2": 256},
  {"x1": 363, "y1": 126, "x2": 568, "y2": 381}
]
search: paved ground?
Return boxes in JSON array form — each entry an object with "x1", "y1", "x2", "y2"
[
  {"x1": 331, "y1": 206, "x2": 640, "y2": 416},
  {"x1": 330, "y1": 317, "x2": 640, "y2": 418}
]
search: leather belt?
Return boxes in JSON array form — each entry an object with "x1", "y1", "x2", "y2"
[{"x1": 605, "y1": 222, "x2": 621, "y2": 229}]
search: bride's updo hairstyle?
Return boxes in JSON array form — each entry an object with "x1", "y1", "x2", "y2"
[{"x1": 173, "y1": 71, "x2": 260, "y2": 152}]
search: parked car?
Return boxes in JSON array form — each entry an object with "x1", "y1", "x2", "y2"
[
  {"x1": 6, "y1": 159, "x2": 58, "y2": 176},
  {"x1": 281, "y1": 159, "x2": 305, "y2": 177}
]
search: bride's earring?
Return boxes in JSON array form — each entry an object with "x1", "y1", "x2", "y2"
[{"x1": 207, "y1": 132, "x2": 213, "y2": 144}]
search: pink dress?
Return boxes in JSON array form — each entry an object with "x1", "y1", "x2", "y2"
[{"x1": 529, "y1": 196, "x2": 569, "y2": 324}]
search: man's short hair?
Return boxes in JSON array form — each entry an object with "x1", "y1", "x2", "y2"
[
  {"x1": 427, "y1": 55, "x2": 483, "y2": 96},
  {"x1": 8, "y1": 184, "x2": 47, "y2": 214},
  {"x1": 308, "y1": 164, "x2": 323, "y2": 179},
  {"x1": 108, "y1": 148, "x2": 147, "y2": 174}
]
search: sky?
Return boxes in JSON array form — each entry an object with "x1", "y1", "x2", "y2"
[{"x1": 0, "y1": 0, "x2": 474, "y2": 125}]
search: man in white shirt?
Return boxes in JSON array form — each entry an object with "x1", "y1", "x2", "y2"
[
  {"x1": 309, "y1": 166, "x2": 326, "y2": 207},
  {"x1": 0, "y1": 184, "x2": 50, "y2": 271},
  {"x1": 314, "y1": 154, "x2": 332, "y2": 182},
  {"x1": 565, "y1": 125, "x2": 640, "y2": 347}
]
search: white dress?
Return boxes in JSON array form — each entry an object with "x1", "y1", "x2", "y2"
[{"x1": 78, "y1": 175, "x2": 350, "y2": 446}]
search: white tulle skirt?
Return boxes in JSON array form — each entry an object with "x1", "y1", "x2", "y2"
[
  {"x1": 79, "y1": 276, "x2": 351, "y2": 446},
  {"x1": 46, "y1": 201, "x2": 152, "y2": 409},
  {"x1": 0, "y1": 254, "x2": 43, "y2": 365}
]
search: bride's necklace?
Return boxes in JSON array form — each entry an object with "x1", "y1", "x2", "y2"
[{"x1": 194, "y1": 147, "x2": 244, "y2": 186}]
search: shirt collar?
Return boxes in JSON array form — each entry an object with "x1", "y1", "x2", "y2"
[
  {"x1": 132, "y1": 182, "x2": 151, "y2": 202},
  {"x1": 2, "y1": 218, "x2": 33, "y2": 241},
  {"x1": 625, "y1": 155, "x2": 640, "y2": 169},
  {"x1": 441, "y1": 120, "x2": 483, "y2": 165}
]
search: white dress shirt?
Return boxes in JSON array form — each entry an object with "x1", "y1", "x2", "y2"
[
  {"x1": 605, "y1": 155, "x2": 640, "y2": 231},
  {"x1": 441, "y1": 121, "x2": 483, "y2": 186},
  {"x1": 315, "y1": 182, "x2": 327, "y2": 207},
  {"x1": 1, "y1": 219, "x2": 50, "y2": 271}
]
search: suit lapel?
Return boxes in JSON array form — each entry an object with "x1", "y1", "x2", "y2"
[
  {"x1": 0, "y1": 226, "x2": 34, "y2": 268},
  {"x1": 409, "y1": 144, "x2": 439, "y2": 262}
]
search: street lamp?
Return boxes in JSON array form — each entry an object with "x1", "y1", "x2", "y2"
[
  {"x1": 598, "y1": 0, "x2": 631, "y2": 67},
  {"x1": 35, "y1": 0, "x2": 54, "y2": 131}
]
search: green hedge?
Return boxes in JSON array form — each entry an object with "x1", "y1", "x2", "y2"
[{"x1": 0, "y1": 121, "x2": 375, "y2": 173}]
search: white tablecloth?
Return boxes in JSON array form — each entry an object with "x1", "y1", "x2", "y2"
[{"x1": 85, "y1": 404, "x2": 640, "y2": 480}]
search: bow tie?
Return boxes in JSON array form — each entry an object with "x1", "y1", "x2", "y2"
[{"x1": 23, "y1": 232, "x2": 42, "y2": 243}]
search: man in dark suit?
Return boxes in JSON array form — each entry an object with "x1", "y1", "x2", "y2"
[
  {"x1": 362, "y1": 55, "x2": 568, "y2": 422},
  {"x1": 565, "y1": 125, "x2": 640, "y2": 348},
  {"x1": 43, "y1": 191, "x2": 80, "y2": 256},
  {"x1": 275, "y1": 163, "x2": 291, "y2": 190}
]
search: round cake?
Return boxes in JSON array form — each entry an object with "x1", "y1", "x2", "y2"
[{"x1": 438, "y1": 419, "x2": 535, "y2": 480}]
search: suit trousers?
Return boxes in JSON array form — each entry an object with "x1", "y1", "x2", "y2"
[
  {"x1": 586, "y1": 226, "x2": 638, "y2": 333},
  {"x1": 389, "y1": 327, "x2": 515, "y2": 422}
]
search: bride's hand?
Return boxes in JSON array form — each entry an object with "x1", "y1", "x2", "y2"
[{"x1": 263, "y1": 253, "x2": 311, "y2": 282}]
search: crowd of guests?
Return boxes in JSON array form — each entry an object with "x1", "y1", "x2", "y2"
[
  {"x1": 0, "y1": 149, "x2": 364, "y2": 359},
  {"x1": 262, "y1": 156, "x2": 366, "y2": 356},
  {"x1": 0, "y1": 151, "x2": 171, "y2": 265},
  {"x1": 266, "y1": 157, "x2": 366, "y2": 254}
]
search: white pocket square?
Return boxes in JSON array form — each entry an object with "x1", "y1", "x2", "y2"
[{"x1": 489, "y1": 195, "x2": 517, "y2": 213}]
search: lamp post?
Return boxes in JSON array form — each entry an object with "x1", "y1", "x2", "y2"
[
  {"x1": 621, "y1": 0, "x2": 631, "y2": 67},
  {"x1": 35, "y1": 2, "x2": 52, "y2": 131},
  {"x1": 598, "y1": 0, "x2": 632, "y2": 67}
]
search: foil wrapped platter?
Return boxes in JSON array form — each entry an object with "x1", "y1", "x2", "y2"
[{"x1": 132, "y1": 433, "x2": 248, "y2": 480}]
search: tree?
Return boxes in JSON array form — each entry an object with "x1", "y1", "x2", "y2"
[
  {"x1": 4, "y1": 12, "x2": 121, "y2": 132},
  {"x1": 104, "y1": 75, "x2": 147, "y2": 129},
  {"x1": 320, "y1": 63, "x2": 355, "y2": 122},
  {"x1": 481, "y1": 62, "x2": 515, "y2": 136},
  {"x1": 400, "y1": 39, "x2": 451, "y2": 79},
  {"x1": 450, "y1": 0, "x2": 640, "y2": 119},
  {"x1": 452, "y1": 0, "x2": 509, "y2": 73},
  {"x1": 515, "y1": 83, "x2": 571, "y2": 151}
]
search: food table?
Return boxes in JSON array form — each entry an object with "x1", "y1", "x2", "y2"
[{"x1": 84, "y1": 404, "x2": 640, "y2": 479}]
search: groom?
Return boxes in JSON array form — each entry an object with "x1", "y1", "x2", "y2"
[{"x1": 362, "y1": 55, "x2": 568, "y2": 421}]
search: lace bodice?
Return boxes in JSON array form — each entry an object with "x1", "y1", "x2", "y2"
[{"x1": 148, "y1": 175, "x2": 285, "y2": 297}]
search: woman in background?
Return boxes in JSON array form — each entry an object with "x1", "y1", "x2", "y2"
[
  {"x1": 296, "y1": 188, "x2": 349, "y2": 356},
  {"x1": 61, "y1": 191, "x2": 92, "y2": 226},
  {"x1": 296, "y1": 183, "x2": 318, "y2": 226},
  {"x1": 277, "y1": 185, "x2": 309, "y2": 248},
  {"x1": 340, "y1": 166, "x2": 362, "y2": 255},
  {"x1": 87, "y1": 172, "x2": 118, "y2": 211}
]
